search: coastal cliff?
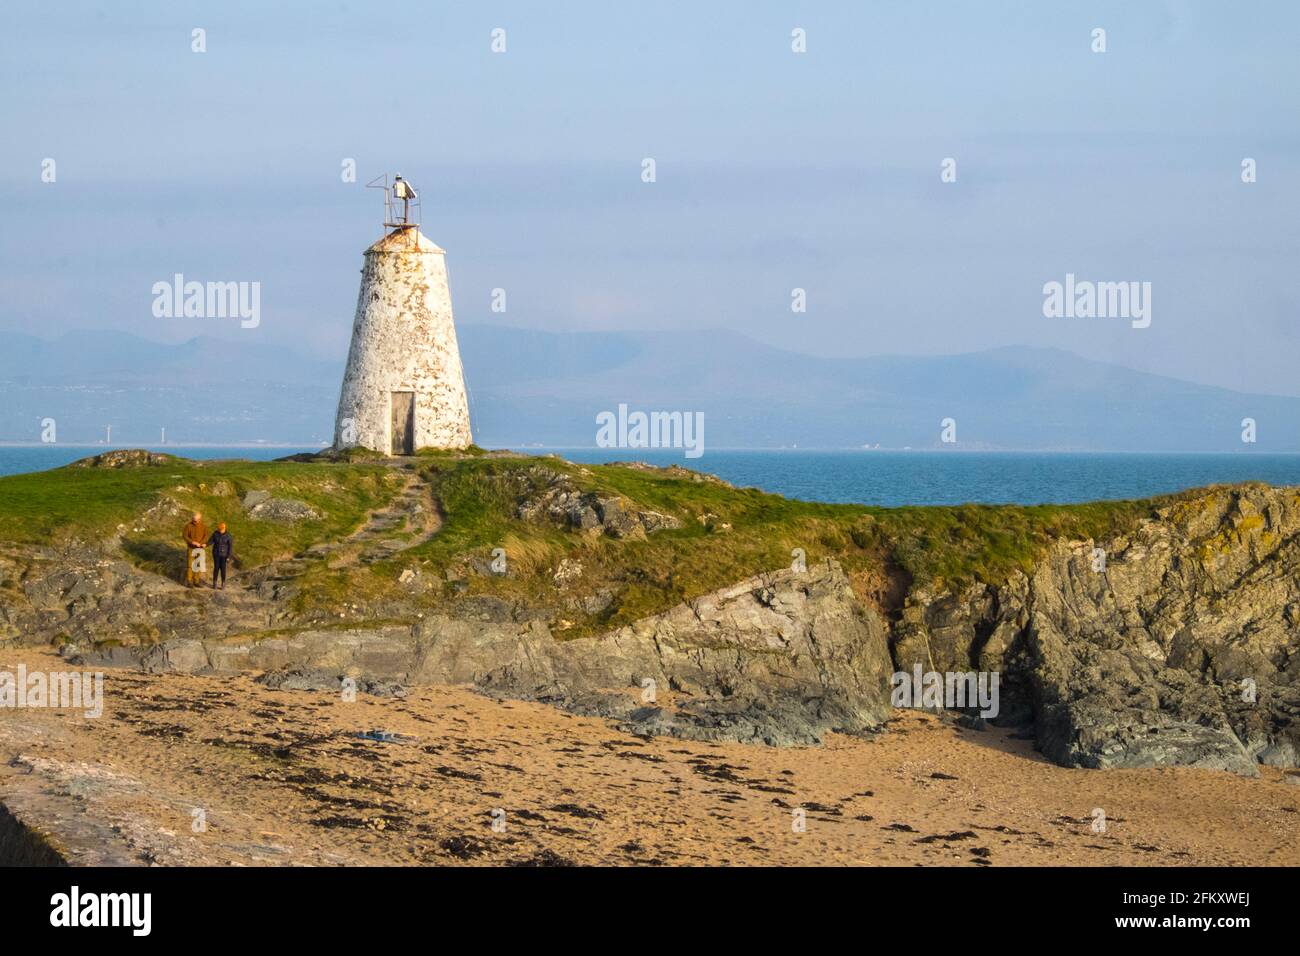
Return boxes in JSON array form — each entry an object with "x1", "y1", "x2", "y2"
[
  {"x1": 1, "y1": 450, "x2": 1297, "y2": 775},
  {"x1": 893, "y1": 485, "x2": 1300, "y2": 774}
]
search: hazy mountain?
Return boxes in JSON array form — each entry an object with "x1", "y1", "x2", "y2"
[
  {"x1": 0, "y1": 330, "x2": 340, "y2": 445},
  {"x1": 0, "y1": 326, "x2": 1296, "y2": 452},
  {"x1": 457, "y1": 326, "x2": 1300, "y2": 452}
]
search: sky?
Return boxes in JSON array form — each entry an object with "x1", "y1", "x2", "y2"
[{"x1": 1, "y1": 1, "x2": 1297, "y2": 396}]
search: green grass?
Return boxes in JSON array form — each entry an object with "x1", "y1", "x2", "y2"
[
  {"x1": 855, "y1": 499, "x2": 1150, "y2": 587},
  {"x1": 0, "y1": 454, "x2": 399, "y2": 571},
  {"x1": 0, "y1": 450, "x2": 1158, "y2": 638},
  {"x1": 392, "y1": 455, "x2": 1152, "y2": 636}
]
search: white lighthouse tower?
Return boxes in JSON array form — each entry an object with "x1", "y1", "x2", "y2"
[{"x1": 334, "y1": 174, "x2": 473, "y2": 455}]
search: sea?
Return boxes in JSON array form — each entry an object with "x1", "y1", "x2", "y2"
[
  {"x1": 540, "y1": 449, "x2": 1300, "y2": 507},
  {"x1": 3, "y1": 444, "x2": 1297, "y2": 508}
]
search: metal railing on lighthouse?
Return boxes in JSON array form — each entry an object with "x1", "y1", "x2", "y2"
[{"x1": 366, "y1": 174, "x2": 422, "y2": 234}]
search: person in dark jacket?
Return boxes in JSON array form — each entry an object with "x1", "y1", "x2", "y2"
[{"x1": 208, "y1": 522, "x2": 234, "y2": 590}]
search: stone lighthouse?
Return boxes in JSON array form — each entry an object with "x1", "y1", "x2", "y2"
[{"x1": 334, "y1": 174, "x2": 473, "y2": 455}]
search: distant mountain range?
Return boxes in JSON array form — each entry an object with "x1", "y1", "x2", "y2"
[{"x1": 0, "y1": 326, "x2": 1296, "y2": 452}]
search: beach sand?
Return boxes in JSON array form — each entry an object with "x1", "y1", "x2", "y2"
[{"x1": 1, "y1": 648, "x2": 1296, "y2": 867}]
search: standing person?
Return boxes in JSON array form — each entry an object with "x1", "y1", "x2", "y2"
[
  {"x1": 208, "y1": 522, "x2": 233, "y2": 590},
  {"x1": 181, "y1": 512, "x2": 208, "y2": 588}
]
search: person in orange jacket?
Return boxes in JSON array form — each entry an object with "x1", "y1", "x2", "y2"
[{"x1": 181, "y1": 512, "x2": 208, "y2": 587}]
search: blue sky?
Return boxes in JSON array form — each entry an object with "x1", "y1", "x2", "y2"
[{"x1": 2, "y1": 1, "x2": 1297, "y2": 395}]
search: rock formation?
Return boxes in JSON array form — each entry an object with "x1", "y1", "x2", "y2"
[
  {"x1": 891, "y1": 484, "x2": 1300, "y2": 775},
  {"x1": 70, "y1": 560, "x2": 893, "y2": 747},
  {"x1": 4, "y1": 454, "x2": 1298, "y2": 774}
]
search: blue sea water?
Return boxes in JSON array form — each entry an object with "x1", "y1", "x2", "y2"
[
  {"x1": 530, "y1": 449, "x2": 1300, "y2": 507},
  {"x1": 2, "y1": 445, "x2": 1299, "y2": 508}
]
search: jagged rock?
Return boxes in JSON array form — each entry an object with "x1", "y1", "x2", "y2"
[
  {"x1": 257, "y1": 667, "x2": 343, "y2": 693},
  {"x1": 256, "y1": 667, "x2": 408, "y2": 698},
  {"x1": 638, "y1": 510, "x2": 681, "y2": 533},
  {"x1": 68, "y1": 449, "x2": 174, "y2": 469},
  {"x1": 897, "y1": 484, "x2": 1300, "y2": 773},
  {"x1": 565, "y1": 588, "x2": 614, "y2": 615},
  {"x1": 245, "y1": 495, "x2": 320, "y2": 522},
  {"x1": 553, "y1": 558, "x2": 582, "y2": 588},
  {"x1": 242, "y1": 490, "x2": 271, "y2": 509},
  {"x1": 358, "y1": 678, "x2": 408, "y2": 698},
  {"x1": 593, "y1": 497, "x2": 641, "y2": 539},
  {"x1": 436, "y1": 558, "x2": 893, "y2": 744},
  {"x1": 79, "y1": 561, "x2": 893, "y2": 747},
  {"x1": 139, "y1": 638, "x2": 211, "y2": 674},
  {"x1": 140, "y1": 495, "x2": 186, "y2": 522},
  {"x1": 8, "y1": 470, "x2": 1300, "y2": 769},
  {"x1": 515, "y1": 468, "x2": 681, "y2": 538}
]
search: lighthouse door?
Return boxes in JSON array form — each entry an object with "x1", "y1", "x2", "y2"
[{"x1": 390, "y1": 391, "x2": 415, "y2": 455}]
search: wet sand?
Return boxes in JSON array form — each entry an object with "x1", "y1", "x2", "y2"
[{"x1": 1, "y1": 648, "x2": 1296, "y2": 866}]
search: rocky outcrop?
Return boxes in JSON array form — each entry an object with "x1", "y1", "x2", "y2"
[
  {"x1": 72, "y1": 560, "x2": 894, "y2": 746},
  {"x1": 9, "y1": 469, "x2": 1300, "y2": 773},
  {"x1": 468, "y1": 558, "x2": 893, "y2": 744},
  {"x1": 515, "y1": 467, "x2": 681, "y2": 539},
  {"x1": 67, "y1": 450, "x2": 174, "y2": 469},
  {"x1": 894, "y1": 484, "x2": 1300, "y2": 775},
  {"x1": 6, "y1": 543, "x2": 283, "y2": 647},
  {"x1": 242, "y1": 491, "x2": 320, "y2": 522}
]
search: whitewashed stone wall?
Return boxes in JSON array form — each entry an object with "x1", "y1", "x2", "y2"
[{"x1": 334, "y1": 228, "x2": 473, "y2": 453}]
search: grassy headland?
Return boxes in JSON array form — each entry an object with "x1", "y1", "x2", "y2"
[{"x1": 0, "y1": 448, "x2": 1158, "y2": 640}]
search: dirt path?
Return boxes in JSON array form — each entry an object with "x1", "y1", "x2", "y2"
[
  {"x1": 244, "y1": 470, "x2": 440, "y2": 600},
  {"x1": 1, "y1": 648, "x2": 1295, "y2": 867}
]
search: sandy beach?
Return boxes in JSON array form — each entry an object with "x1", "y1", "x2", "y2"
[{"x1": 1, "y1": 648, "x2": 1296, "y2": 867}]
